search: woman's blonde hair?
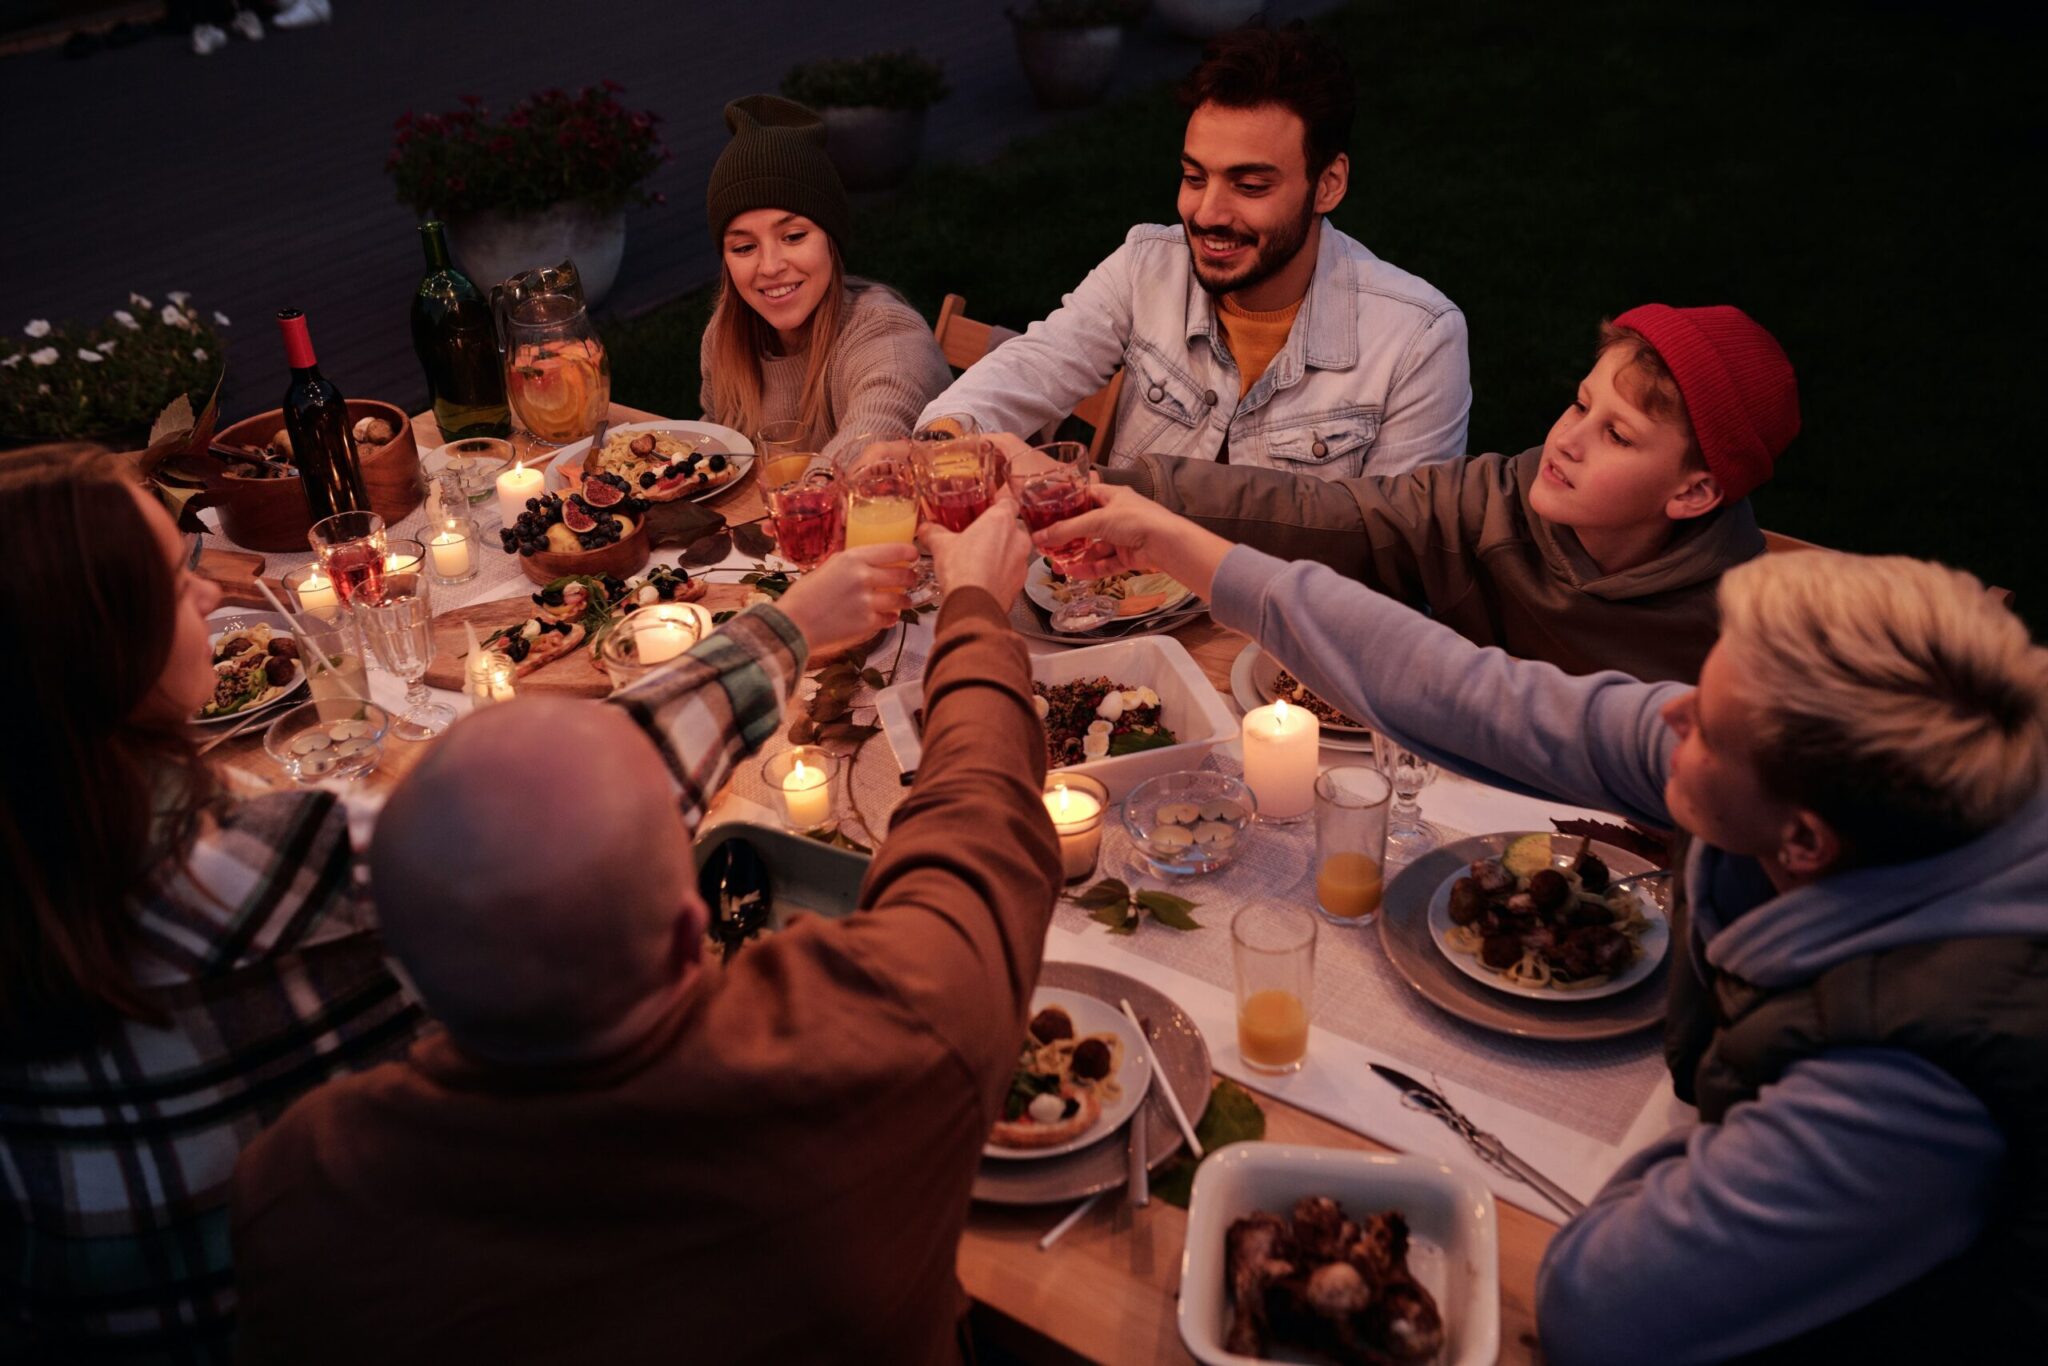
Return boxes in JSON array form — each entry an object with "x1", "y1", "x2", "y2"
[
  {"x1": 1717, "y1": 551, "x2": 2047, "y2": 862},
  {"x1": 704, "y1": 236, "x2": 850, "y2": 449}
]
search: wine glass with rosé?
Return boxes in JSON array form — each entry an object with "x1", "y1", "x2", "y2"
[
  {"x1": 307, "y1": 511, "x2": 388, "y2": 606},
  {"x1": 766, "y1": 465, "x2": 847, "y2": 573},
  {"x1": 910, "y1": 435, "x2": 1005, "y2": 533},
  {"x1": 1012, "y1": 442, "x2": 1115, "y2": 631}
]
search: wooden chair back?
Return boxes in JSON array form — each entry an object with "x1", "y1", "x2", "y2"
[
  {"x1": 1763, "y1": 529, "x2": 2014, "y2": 609},
  {"x1": 932, "y1": 293, "x2": 1124, "y2": 463}
]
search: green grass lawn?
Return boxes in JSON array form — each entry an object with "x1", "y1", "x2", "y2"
[{"x1": 609, "y1": 0, "x2": 2044, "y2": 627}]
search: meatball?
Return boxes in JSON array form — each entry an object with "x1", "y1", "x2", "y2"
[
  {"x1": 1566, "y1": 897, "x2": 1615, "y2": 928},
  {"x1": 1027, "y1": 1006, "x2": 1073, "y2": 1044},
  {"x1": 1527, "y1": 868, "x2": 1571, "y2": 912},
  {"x1": 629, "y1": 434, "x2": 657, "y2": 457},
  {"x1": 1481, "y1": 932, "x2": 1524, "y2": 969},
  {"x1": 219, "y1": 636, "x2": 255, "y2": 657},
  {"x1": 1069, "y1": 1037, "x2": 1112, "y2": 1081},
  {"x1": 1447, "y1": 877, "x2": 1486, "y2": 926},
  {"x1": 1468, "y1": 859, "x2": 1514, "y2": 895},
  {"x1": 263, "y1": 656, "x2": 295, "y2": 686},
  {"x1": 266, "y1": 637, "x2": 299, "y2": 660}
]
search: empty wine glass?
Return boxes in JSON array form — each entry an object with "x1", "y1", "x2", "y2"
[
  {"x1": 1372, "y1": 737, "x2": 1441, "y2": 861},
  {"x1": 359, "y1": 571, "x2": 454, "y2": 740}
]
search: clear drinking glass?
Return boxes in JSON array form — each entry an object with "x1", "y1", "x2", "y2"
[
  {"x1": 761, "y1": 745, "x2": 840, "y2": 833},
  {"x1": 307, "y1": 511, "x2": 387, "y2": 606},
  {"x1": 842, "y1": 435, "x2": 936, "y2": 607},
  {"x1": 765, "y1": 466, "x2": 846, "y2": 572},
  {"x1": 287, "y1": 612, "x2": 372, "y2": 719},
  {"x1": 1011, "y1": 440, "x2": 1111, "y2": 629},
  {"x1": 438, "y1": 436, "x2": 513, "y2": 506},
  {"x1": 1313, "y1": 766, "x2": 1393, "y2": 927},
  {"x1": 501, "y1": 291, "x2": 610, "y2": 451},
  {"x1": 1231, "y1": 904, "x2": 1317, "y2": 1074},
  {"x1": 1372, "y1": 737, "x2": 1442, "y2": 861},
  {"x1": 756, "y1": 419, "x2": 817, "y2": 495},
  {"x1": 597, "y1": 603, "x2": 712, "y2": 688},
  {"x1": 358, "y1": 571, "x2": 453, "y2": 740}
]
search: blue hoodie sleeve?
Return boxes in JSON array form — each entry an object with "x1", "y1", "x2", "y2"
[
  {"x1": 1537, "y1": 1048, "x2": 2006, "y2": 1364},
  {"x1": 1210, "y1": 546, "x2": 1680, "y2": 827}
]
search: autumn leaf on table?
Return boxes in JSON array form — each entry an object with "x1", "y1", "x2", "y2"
[
  {"x1": 1153, "y1": 1079, "x2": 1267, "y2": 1208},
  {"x1": 1066, "y1": 878, "x2": 1202, "y2": 934},
  {"x1": 733, "y1": 522, "x2": 776, "y2": 558}
]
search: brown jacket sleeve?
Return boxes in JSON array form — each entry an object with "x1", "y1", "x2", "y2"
[
  {"x1": 836, "y1": 588, "x2": 1062, "y2": 1119},
  {"x1": 1103, "y1": 449, "x2": 1526, "y2": 615}
]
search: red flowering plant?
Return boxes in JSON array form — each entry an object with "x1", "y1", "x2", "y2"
[{"x1": 386, "y1": 82, "x2": 669, "y2": 217}]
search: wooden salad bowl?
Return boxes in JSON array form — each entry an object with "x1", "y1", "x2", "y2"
[
  {"x1": 515, "y1": 513, "x2": 651, "y2": 586},
  {"x1": 198, "y1": 401, "x2": 422, "y2": 552}
]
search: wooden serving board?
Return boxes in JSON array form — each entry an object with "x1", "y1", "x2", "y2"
[{"x1": 424, "y1": 581, "x2": 759, "y2": 697}]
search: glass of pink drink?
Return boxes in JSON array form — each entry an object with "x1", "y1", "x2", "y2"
[
  {"x1": 1014, "y1": 442, "x2": 1116, "y2": 631},
  {"x1": 766, "y1": 468, "x2": 847, "y2": 572},
  {"x1": 911, "y1": 436, "x2": 1005, "y2": 533}
]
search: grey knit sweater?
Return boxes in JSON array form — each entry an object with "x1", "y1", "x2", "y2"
[{"x1": 698, "y1": 282, "x2": 952, "y2": 464}]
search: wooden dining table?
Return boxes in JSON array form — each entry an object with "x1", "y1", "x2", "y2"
[{"x1": 207, "y1": 403, "x2": 1559, "y2": 1364}]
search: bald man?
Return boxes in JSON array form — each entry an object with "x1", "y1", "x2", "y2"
[{"x1": 227, "y1": 516, "x2": 1064, "y2": 1365}]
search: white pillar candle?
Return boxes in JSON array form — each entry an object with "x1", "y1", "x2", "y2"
[
  {"x1": 781, "y1": 758, "x2": 832, "y2": 829},
  {"x1": 1043, "y1": 781, "x2": 1105, "y2": 882},
  {"x1": 496, "y1": 460, "x2": 545, "y2": 526},
  {"x1": 1241, "y1": 697, "x2": 1320, "y2": 821},
  {"x1": 295, "y1": 569, "x2": 340, "y2": 621},
  {"x1": 429, "y1": 530, "x2": 471, "y2": 579}
]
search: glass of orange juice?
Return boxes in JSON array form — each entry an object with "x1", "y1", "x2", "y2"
[
  {"x1": 840, "y1": 434, "x2": 936, "y2": 607},
  {"x1": 756, "y1": 419, "x2": 817, "y2": 494},
  {"x1": 1231, "y1": 905, "x2": 1317, "y2": 1074},
  {"x1": 1313, "y1": 766, "x2": 1392, "y2": 928}
]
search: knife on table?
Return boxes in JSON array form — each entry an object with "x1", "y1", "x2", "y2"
[{"x1": 1369, "y1": 1063, "x2": 1585, "y2": 1219}]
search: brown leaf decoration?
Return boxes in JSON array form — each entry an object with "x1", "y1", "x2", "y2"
[
  {"x1": 733, "y1": 522, "x2": 776, "y2": 558},
  {"x1": 787, "y1": 716, "x2": 819, "y2": 744}
]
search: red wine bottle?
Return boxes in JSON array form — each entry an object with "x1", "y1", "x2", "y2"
[{"x1": 277, "y1": 308, "x2": 369, "y2": 522}]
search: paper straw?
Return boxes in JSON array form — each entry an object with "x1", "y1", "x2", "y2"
[
  {"x1": 1037, "y1": 1190, "x2": 1105, "y2": 1252},
  {"x1": 1120, "y1": 998, "x2": 1203, "y2": 1160},
  {"x1": 254, "y1": 576, "x2": 369, "y2": 702}
]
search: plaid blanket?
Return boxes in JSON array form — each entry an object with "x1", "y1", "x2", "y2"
[{"x1": 1, "y1": 604, "x2": 804, "y2": 1362}]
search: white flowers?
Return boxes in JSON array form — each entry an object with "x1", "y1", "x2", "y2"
[
  {"x1": 167, "y1": 291, "x2": 192, "y2": 308},
  {"x1": 130, "y1": 292, "x2": 153, "y2": 310},
  {"x1": 213, "y1": 310, "x2": 231, "y2": 327},
  {"x1": 114, "y1": 309, "x2": 140, "y2": 331},
  {"x1": 24, "y1": 320, "x2": 50, "y2": 338},
  {"x1": 77, "y1": 348, "x2": 103, "y2": 364},
  {"x1": 162, "y1": 304, "x2": 191, "y2": 329},
  {"x1": 192, "y1": 348, "x2": 209, "y2": 362},
  {"x1": 28, "y1": 347, "x2": 58, "y2": 366},
  {"x1": 0, "y1": 354, "x2": 19, "y2": 368},
  {"x1": 36, "y1": 383, "x2": 50, "y2": 395},
  {"x1": 97, "y1": 338, "x2": 116, "y2": 353}
]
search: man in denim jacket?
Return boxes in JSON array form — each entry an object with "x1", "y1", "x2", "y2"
[{"x1": 919, "y1": 26, "x2": 1470, "y2": 479}]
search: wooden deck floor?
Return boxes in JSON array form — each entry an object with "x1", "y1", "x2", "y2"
[{"x1": 3, "y1": 0, "x2": 1336, "y2": 424}]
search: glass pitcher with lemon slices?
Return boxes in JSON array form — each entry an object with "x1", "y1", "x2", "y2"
[{"x1": 493, "y1": 261, "x2": 611, "y2": 451}]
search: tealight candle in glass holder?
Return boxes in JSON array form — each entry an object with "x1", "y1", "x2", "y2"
[
  {"x1": 598, "y1": 603, "x2": 713, "y2": 688},
  {"x1": 282, "y1": 562, "x2": 343, "y2": 621},
  {"x1": 465, "y1": 648, "x2": 518, "y2": 708},
  {"x1": 761, "y1": 746, "x2": 840, "y2": 833},
  {"x1": 1042, "y1": 773, "x2": 1109, "y2": 884},
  {"x1": 426, "y1": 517, "x2": 480, "y2": 584},
  {"x1": 382, "y1": 537, "x2": 425, "y2": 577}
]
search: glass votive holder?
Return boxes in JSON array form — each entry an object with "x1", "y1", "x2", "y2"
[
  {"x1": 761, "y1": 745, "x2": 840, "y2": 834},
  {"x1": 382, "y1": 537, "x2": 425, "y2": 578},
  {"x1": 281, "y1": 561, "x2": 344, "y2": 621},
  {"x1": 465, "y1": 648, "x2": 518, "y2": 708},
  {"x1": 1042, "y1": 773, "x2": 1109, "y2": 884},
  {"x1": 425, "y1": 517, "x2": 480, "y2": 585},
  {"x1": 598, "y1": 604, "x2": 713, "y2": 688},
  {"x1": 1313, "y1": 766, "x2": 1393, "y2": 927}
]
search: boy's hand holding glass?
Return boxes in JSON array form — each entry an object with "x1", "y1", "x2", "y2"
[
  {"x1": 919, "y1": 489, "x2": 1032, "y2": 606},
  {"x1": 773, "y1": 544, "x2": 920, "y2": 657}
]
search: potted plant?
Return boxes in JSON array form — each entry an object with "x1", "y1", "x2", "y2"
[
  {"x1": 1009, "y1": 0, "x2": 1148, "y2": 110},
  {"x1": 0, "y1": 294, "x2": 225, "y2": 447},
  {"x1": 1154, "y1": 0, "x2": 1265, "y2": 40},
  {"x1": 386, "y1": 82, "x2": 668, "y2": 307},
  {"x1": 783, "y1": 51, "x2": 949, "y2": 192}
]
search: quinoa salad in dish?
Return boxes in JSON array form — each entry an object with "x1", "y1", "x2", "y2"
[{"x1": 1032, "y1": 677, "x2": 1177, "y2": 766}]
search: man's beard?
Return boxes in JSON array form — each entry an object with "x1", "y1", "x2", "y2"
[{"x1": 1184, "y1": 195, "x2": 1318, "y2": 298}]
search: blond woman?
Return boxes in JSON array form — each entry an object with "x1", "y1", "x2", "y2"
[
  {"x1": 1033, "y1": 495, "x2": 2048, "y2": 1362},
  {"x1": 698, "y1": 95, "x2": 949, "y2": 467}
]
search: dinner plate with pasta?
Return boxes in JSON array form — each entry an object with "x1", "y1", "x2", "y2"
[
  {"x1": 984, "y1": 987, "x2": 1150, "y2": 1161},
  {"x1": 1425, "y1": 832, "x2": 1669, "y2": 1001}
]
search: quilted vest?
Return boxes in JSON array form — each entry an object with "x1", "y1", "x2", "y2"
[{"x1": 1664, "y1": 886, "x2": 2048, "y2": 1363}]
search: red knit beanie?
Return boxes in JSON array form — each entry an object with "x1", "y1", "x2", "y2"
[{"x1": 1612, "y1": 303, "x2": 1799, "y2": 502}]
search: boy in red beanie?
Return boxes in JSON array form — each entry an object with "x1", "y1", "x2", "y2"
[{"x1": 1024, "y1": 303, "x2": 1798, "y2": 683}]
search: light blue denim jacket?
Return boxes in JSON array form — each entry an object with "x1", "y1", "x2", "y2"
[{"x1": 918, "y1": 220, "x2": 1470, "y2": 478}]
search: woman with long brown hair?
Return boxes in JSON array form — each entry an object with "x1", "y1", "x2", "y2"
[
  {"x1": 698, "y1": 95, "x2": 949, "y2": 463},
  {"x1": 0, "y1": 446, "x2": 422, "y2": 1361}
]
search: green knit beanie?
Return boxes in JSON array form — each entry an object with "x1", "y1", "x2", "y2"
[{"x1": 706, "y1": 95, "x2": 851, "y2": 250}]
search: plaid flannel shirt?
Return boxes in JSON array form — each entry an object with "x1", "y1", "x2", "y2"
[{"x1": 1, "y1": 604, "x2": 805, "y2": 1363}]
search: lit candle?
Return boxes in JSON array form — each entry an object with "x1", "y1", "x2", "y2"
[
  {"x1": 496, "y1": 459, "x2": 545, "y2": 526},
  {"x1": 1241, "y1": 697, "x2": 1320, "y2": 821},
  {"x1": 295, "y1": 568, "x2": 340, "y2": 621},
  {"x1": 1042, "y1": 779, "x2": 1106, "y2": 883},
  {"x1": 429, "y1": 529, "x2": 471, "y2": 579},
  {"x1": 466, "y1": 650, "x2": 517, "y2": 705},
  {"x1": 781, "y1": 757, "x2": 832, "y2": 829},
  {"x1": 384, "y1": 549, "x2": 423, "y2": 575}
]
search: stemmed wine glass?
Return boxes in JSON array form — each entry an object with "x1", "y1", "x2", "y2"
[
  {"x1": 765, "y1": 465, "x2": 846, "y2": 573},
  {"x1": 1012, "y1": 441, "x2": 1113, "y2": 631},
  {"x1": 839, "y1": 432, "x2": 935, "y2": 606},
  {"x1": 358, "y1": 569, "x2": 454, "y2": 740},
  {"x1": 1371, "y1": 738, "x2": 1441, "y2": 861}
]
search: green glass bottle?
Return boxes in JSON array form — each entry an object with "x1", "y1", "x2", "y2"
[{"x1": 410, "y1": 221, "x2": 510, "y2": 439}]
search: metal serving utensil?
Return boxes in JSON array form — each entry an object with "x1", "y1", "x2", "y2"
[{"x1": 1370, "y1": 1064, "x2": 1585, "y2": 1218}]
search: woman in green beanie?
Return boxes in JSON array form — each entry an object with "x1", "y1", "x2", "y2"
[{"x1": 700, "y1": 95, "x2": 950, "y2": 464}]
